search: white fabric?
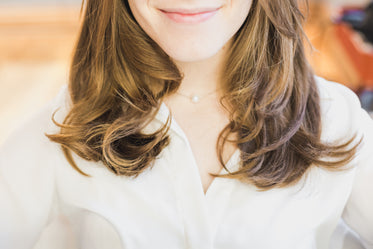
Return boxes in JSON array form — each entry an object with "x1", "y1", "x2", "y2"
[{"x1": 1, "y1": 76, "x2": 373, "y2": 249}]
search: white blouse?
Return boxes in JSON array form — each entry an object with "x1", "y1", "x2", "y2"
[{"x1": 1, "y1": 76, "x2": 373, "y2": 249}]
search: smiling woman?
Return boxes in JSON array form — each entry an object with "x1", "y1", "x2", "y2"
[{"x1": 1, "y1": 0, "x2": 373, "y2": 249}]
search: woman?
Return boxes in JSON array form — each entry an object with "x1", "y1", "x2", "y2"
[{"x1": 1, "y1": 0, "x2": 372, "y2": 248}]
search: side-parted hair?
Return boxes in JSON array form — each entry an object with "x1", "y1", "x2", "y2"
[{"x1": 48, "y1": 0, "x2": 359, "y2": 190}]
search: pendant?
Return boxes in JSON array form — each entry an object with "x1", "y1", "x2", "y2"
[{"x1": 191, "y1": 95, "x2": 200, "y2": 103}]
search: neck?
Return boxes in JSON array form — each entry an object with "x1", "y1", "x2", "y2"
[{"x1": 173, "y1": 44, "x2": 228, "y2": 96}]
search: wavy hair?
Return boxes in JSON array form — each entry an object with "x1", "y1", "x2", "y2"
[{"x1": 48, "y1": 0, "x2": 359, "y2": 189}]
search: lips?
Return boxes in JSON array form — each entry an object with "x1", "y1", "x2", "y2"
[{"x1": 159, "y1": 7, "x2": 221, "y2": 24}]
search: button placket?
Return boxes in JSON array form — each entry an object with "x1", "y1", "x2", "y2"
[
  {"x1": 205, "y1": 149, "x2": 241, "y2": 240},
  {"x1": 154, "y1": 102, "x2": 242, "y2": 248},
  {"x1": 169, "y1": 137, "x2": 214, "y2": 249}
]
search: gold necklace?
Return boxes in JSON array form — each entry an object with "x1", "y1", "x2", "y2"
[{"x1": 175, "y1": 89, "x2": 218, "y2": 103}]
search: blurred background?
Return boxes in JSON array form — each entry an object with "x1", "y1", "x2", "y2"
[
  {"x1": 0, "y1": 0, "x2": 81, "y2": 144},
  {"x1": 0, "y1": 0, "x2": 373, "y2": 144}
]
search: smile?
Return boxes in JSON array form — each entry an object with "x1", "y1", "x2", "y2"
[{"x1": 159, "y1": 7, "x2": 221, "y2": 24}]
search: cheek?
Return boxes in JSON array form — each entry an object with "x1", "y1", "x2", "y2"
[
  {"x1": 127, "y1": 0, "x2": 162, "y2": 45},
  {"x1": 127, "y1": 0, "x2": 154, "y2": 30}
]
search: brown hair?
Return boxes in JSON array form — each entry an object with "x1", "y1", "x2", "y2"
[{"x1": 48, "y1": 0, "x2": 359, "y2": 189}]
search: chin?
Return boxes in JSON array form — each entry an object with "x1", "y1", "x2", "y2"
[{"x1": 161, "y1": 42, "x2": 227, "y2": 63}]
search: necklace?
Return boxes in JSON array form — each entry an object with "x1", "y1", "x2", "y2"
[{"x1": 175, "y1": 89, "x2": 218, "y2": 103}]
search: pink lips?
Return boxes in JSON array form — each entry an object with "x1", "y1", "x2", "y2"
[{"x1": 160, "y1": 8, "x2": 220, "y2": 24}]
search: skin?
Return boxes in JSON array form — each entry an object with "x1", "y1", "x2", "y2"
[{"x1": 128, "y1": 0, "x2": 253, "y2": 194}]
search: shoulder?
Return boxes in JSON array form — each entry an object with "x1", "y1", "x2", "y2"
[
  {"x1": 315, "y1": 76, "x2": 373, "y2": 166},
  {"x1": 315, "y1": 75, "x2": 360, "y2": 111},
  {"x1": 316, "y1": 79, "x2": 373, "y2": 246},
  {"x1": 0, "y1": 84, "x2": 70, "y2": 170},
  {"x1": 0, "y1": 85, "x2": 72, "y2": 244},
  {"x1": 314, "y1": 76, "x2": 364, "y2": 142},
  {"x1": 315, "y1": 75, "x2": 360, "y2": 108}
]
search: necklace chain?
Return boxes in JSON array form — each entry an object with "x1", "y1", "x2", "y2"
[{"x1": 175, "y1": 89, "x2": 218, "y2": 103}]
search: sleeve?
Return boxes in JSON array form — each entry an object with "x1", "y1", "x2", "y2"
[
  {"x1": 340, "y1": 88, "x2": 373, "y2": 249},
  {"x1": 0, "y1": 86, "x2": 68, "y2": 249}
]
